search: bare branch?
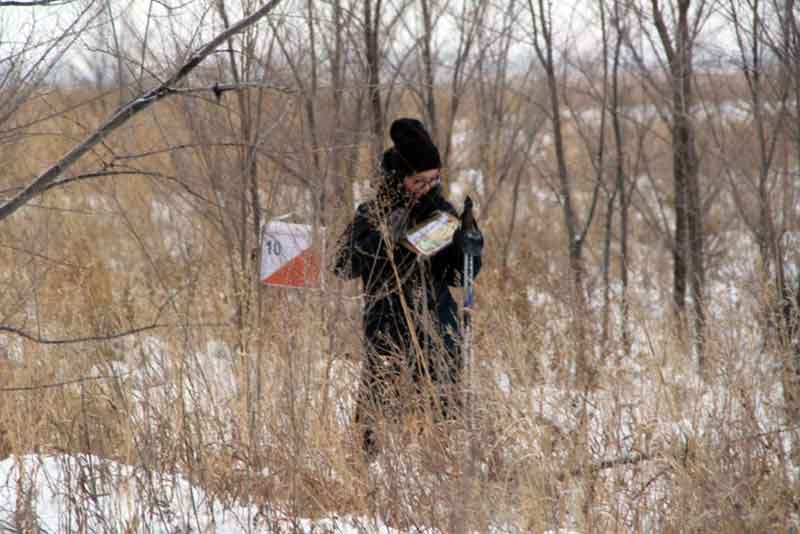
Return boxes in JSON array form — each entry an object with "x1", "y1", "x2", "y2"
[
  {"x1": 0, "y1": 374, "x2": 128, "y2": 393},
  {"x1": 167, "y1": 81, "x2": 295, "y2": 97},
  {"x1": 0, "y1": 322, "x2": 229, "y2": 346},
  {"x1": 0, "y1": 0, "x2": 75, "y2": 6},
  {"x1": 0, "y1": 0, "x2": 284, "y2": 222}
]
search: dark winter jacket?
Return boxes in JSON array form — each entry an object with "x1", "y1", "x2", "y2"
[{"x1": 333, "y1": 184, "x2": 482, "y2": 383}]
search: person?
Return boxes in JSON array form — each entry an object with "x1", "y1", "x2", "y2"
[{"x1": 333, "y1": 118, "x2": 483, "y2": 459}]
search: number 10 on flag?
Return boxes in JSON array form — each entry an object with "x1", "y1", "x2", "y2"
[{"x1": 260, "y1": 221, "x2": 325, "y2": 289}]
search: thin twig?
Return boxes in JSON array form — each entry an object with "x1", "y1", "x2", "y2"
[
  {"x1": 0, "y1": 322, "x2": 229, "y2": 345},
  {"x1": 0, "y1": 374, "x2": 129, "y2": 393},
  {"x1": 166, "y1": 81, "x2": 295, "y2": 97},
  {"x1": 0, "y1": 0, "x2": 284, "y2": 222},
  {"x1": 0, "y1": 0, "x2": 74, "y2": 5}
]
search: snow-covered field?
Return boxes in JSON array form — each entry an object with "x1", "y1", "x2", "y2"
[{"x1": 0, "y1": 454, "x2": 412, "y2": 534}]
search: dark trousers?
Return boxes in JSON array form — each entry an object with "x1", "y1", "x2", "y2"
[{"x1": 354, "y1": 337, "x2": 463, "y2": 458}]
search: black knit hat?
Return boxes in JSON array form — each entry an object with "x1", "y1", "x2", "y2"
[{"x1": 383, "y1": 118, "x2": 441, "y2": 178}]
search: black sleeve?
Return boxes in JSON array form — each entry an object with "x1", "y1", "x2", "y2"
[{"x1": 333, "y1": 204, "x2": 385, "y2": 280}]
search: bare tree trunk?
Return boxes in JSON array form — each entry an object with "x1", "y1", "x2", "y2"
[
  {"x1": 269, "y1": 1, "x2": 325, "y2": 221},
  {"x1": 528, "y1": 0, "x2": 593, "y2": 386},
  {"x1": 778, "y1": 253, "x2": 800, "y2": 423},
  {"x1": 723, "y1": 0, "x2": 799, "y2": 418},
  {"x1": 650, "y1": 0, "x2": 706, "y2": 366},
  {"x1": 610, "y1": 0, "x2": 631, "y2": 354},
  {"x1": 671, "y1": 128, "x2": 690, "y2": 315},
  {"x1": 777, "y1": 0, "x2": 800, "y2": 426},
  {"x1": 365, "y1": 0, "x2": 384, "y2": 151},
  {"x1": 441, "y1": 0, "x2": 488, "y2": 169},
  {"x1": 502, "y1": 165, "x2": 525, "y2": 273},
  {"x1": 601, "y1": 186, "x2": 617, "y2": 350},
  {"x1": 600, "y1": 0, "x2": 615, "y2": 352},
  {"x1": 419, "y1": 0, "x2": 438, "y2": 140},
  {"x1": 476, "y1": 1, "x2": 532, "y2": 219},
  {"x1": 218, "y1": 0, "x2": 251, "y2": 441},
  {"x1": 598, "y1": 0, "x2": 632, "y2": 354},
  {"x1": 686, "y1": 140, "x2": 704, "y2": 363},
  {"x1": 306, "y1": 0, "x2": 323, "y2": 224},
  {"x1": 329, "y1": 0, "x2": 353, "y2": 210},
  {"x1": 791, "y1": 270, "x2": 800, "y2": 424},
  {"x1": 216, "y1": 0, "x2": 278, "y2": 460},
  {"x1": 104, "y1": 0, "x2": 125, "y2": 105},
  {"x1": 617, "y1": 127, "x2": 631, "y2": 355}
]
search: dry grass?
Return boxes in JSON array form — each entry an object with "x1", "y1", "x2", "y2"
[{"x1": 0, "y1": 79, "x2": 799, "y2": 533}]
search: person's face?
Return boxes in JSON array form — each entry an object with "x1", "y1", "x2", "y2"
[{"x1": 402, "y1": 169, "x2": 440, "y2": 200}]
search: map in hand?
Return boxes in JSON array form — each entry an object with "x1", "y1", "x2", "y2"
[{"x1": 402, "y1": 211, "x2": 460, "y2": 257}]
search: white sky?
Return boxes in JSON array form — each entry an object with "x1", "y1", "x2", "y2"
[{"x1": 0, "y1": 0, "x2": 743, "y2": 87}]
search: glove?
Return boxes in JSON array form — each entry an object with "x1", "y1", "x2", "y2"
[{"x1": 455, "y1": 196, "x2": 484, "y2": 256}]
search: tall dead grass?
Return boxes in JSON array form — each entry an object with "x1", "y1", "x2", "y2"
[{"x1": 1, "y1": 81, "x2": 798, "y2": 533}]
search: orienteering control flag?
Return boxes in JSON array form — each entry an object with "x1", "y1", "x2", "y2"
[{"x1": 260, "y1": 221, "x2": 323, "y2": 289}]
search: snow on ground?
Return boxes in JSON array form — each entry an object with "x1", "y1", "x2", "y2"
[
  {"x1": 0, "y1": 454, "x2": 417, "y2": 534},
  {"x1": 150, "y1": 196, "x2": 200, "y2": 260},
  {"x1": 0, "y1": 453, "x2": 542, "y2": 533},
  {"x1": 0, "y1": 334, "x2": 23, "y2": 363},
  {"x1": 561, "y1": 99, "x2": 758, "y2": 129}
]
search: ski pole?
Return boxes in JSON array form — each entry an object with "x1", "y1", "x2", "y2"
[{"x1": 460, "y1": 196, "x2": 483, "y2": 412}]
